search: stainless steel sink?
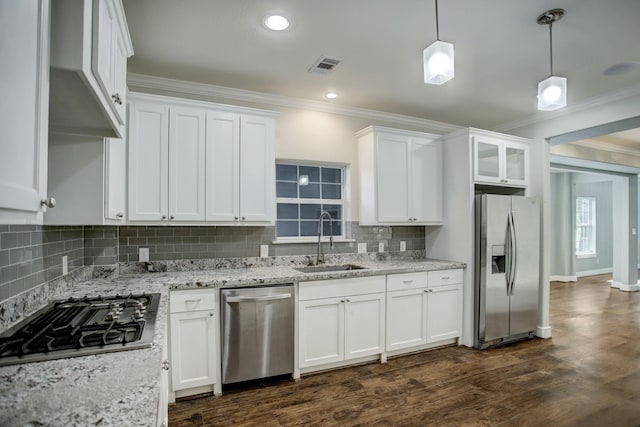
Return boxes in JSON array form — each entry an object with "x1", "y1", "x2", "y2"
[{"x1": 294, "y1": 264, "x2": 367, "y2": 274}]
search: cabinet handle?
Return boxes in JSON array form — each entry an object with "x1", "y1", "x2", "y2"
[
  {"x1": 161, "y1": 215, "x2": 167, "y2": 220},
  {"x1": 441, "y1": 276, "x2": 450, "y2": 280},
  {"x1": 209, "y1": 312, "x2": 214, "y2": 317},
  {"x1": 428, "y1": 289, "x2": 433, "y2": 293},
  {"x1": 403, "y1": 280, "x2": 413, "y2": 284},
  {"x1": 424, "y1": 289, "x2": 429, "y2": 293},
  {"x1": 41, "y1": 197, "x2": 56, "y2": 208},
  {"x1": 161, "y1": 360, "x2": 170, "y2": 371},
  {"x1": 116, "y1": 212, "x2": 124, "y2": 218},
  {"x1": 241, "y1": 216, "x2": 246, "y2": 221},
  {"x1": 112, "y1": 93, "x2": 122, "y2": 105},
  {"x1": 340, "y1": 299, "x2": 345, "y2": 303},
  {"x1": 234, "y1": 216, "x2": 239, "y2": 221},
  {"x1": 170, "y1": 215, "x2": 175, "y2": 220},
  {"x1": 185, "y1": 299, "x2": 201, "y2": 303}
]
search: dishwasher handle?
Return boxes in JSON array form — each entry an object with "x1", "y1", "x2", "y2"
[{"x1": 226, "y1": 293, "x2": 292, "y2": 303}]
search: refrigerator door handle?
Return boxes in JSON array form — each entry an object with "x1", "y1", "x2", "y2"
[
  {"x1": 508, "y1": 211, "x2": 518, "y2": 296},
  {"x1": 505, "y1": 213, "x2": 512, "y2": 296}
]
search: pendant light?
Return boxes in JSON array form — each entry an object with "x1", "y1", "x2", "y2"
[
  {"x1": 423, "y1": 0, "x2": 454, "y2": 85},
  {"x1": 537, "y1": 9, "x2": 567, "y2": 111}
]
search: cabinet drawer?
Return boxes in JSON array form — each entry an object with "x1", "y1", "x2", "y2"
[
  {"x1": 170, "y1": 289, "x2": 216, "y2": 313},
  {"x1": 428, "y1": 269, "x2": 463, "y2": 287},
  {"x1": 387, "y1": 272, "x2": 428, "y2": 292},
  {"x1": 299, "y1": 276, "x2": 386, "y2": 301}
]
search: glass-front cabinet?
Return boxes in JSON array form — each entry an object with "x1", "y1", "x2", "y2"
[{"x1": 473, "y1": 136, "x2": 528, "y2": 187}]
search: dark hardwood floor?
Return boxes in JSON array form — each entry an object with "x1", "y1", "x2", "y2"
[{"x1": 169, "y1": 274, "x2": 640, "y2": 426}]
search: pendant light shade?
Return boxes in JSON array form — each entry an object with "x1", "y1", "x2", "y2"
[
  {"x1": 423, "y1": 0, "x2": 454, "y2": 85},
  {"x1": 537, "y1": 9, "x2": 566, "y2": 111},
  {"x1": 537, "y1": 75, "x2": 567, "y2": 111},
  {"x1": 423, "y1": 40, "x2": 455, "y2": 85}
]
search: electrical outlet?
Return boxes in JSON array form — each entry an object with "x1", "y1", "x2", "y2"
[
  {"x1": 62, "y1": 256, "x2": 68, "y2": 275},
  {"x1": 260, "y1": 245, "x2": 269, "y2": 258},
  {"x1": 378, "y1": 242, "x2": 385, "y2": 253},
  {"x1": 400, "y1": 241, "x2": 406, "y2": 252},
  {"x1": 596, "y1": 258, "x2": 600, "y2": 264},
  {"x1": 358, "y1": 243, "x2": 367, "y2": 253},
  {"x1": 139, "y1": 247, "x2": 149, "y2": 262}
]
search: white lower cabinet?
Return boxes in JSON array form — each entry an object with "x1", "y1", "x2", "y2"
[
  {"x1": 169, "y1": 289, "x2": 217, "y2": 396},
  {"x1": 386, "y1": 269, "x2": 463, "y2": 353},
  {"x1": 157, "y1": 321, "x2": 169, "y2": 427},
  {"x1": 299, "y1": 276, "x2": 386, "y2": 370}
]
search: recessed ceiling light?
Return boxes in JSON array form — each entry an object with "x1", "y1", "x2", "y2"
[
  {"x1": 264, "y1": 15, "x2": 290, "y2": 31},
  {"x1": 324, "y1": 91, "x2": 339, "y2": 100}
]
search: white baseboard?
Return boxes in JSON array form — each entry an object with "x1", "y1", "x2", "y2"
[
  {"x1": 612, "y1": 281, "x2": 640, "y2": 292},
  {"x1": 536, "y1": 326, "x2": 552, "y2": 339},
  {"x1": 550, "y1": 275, "x2": 577, "y2": 282},
  {"x1": 576, "y1": 268, "x2": 613, "y2": 278}
]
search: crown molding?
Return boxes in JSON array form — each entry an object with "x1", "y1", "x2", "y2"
[
  {"x1": 127, "y1": 73, "x2": 462, "y2": 134},
  {"x1": 494, "y1": 83, "x2": 640, "y2": 133},
  {"x1": 569, "y1": 138, "x2": 640, "y2": 157}
]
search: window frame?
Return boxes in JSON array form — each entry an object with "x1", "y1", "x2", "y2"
[
  {"x1": 575, "y1": 196, "x2": 597, "y2": 258},
  {"x1": 274, "y1": 160, "x2": 350, "y2": 242}
]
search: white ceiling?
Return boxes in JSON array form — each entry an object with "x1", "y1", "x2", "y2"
[{"x1": 122, "y1": 0, "x2": 640, "y2": 130}]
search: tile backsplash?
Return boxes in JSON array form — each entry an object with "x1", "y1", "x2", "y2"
[
  {"x1": 0, "y1": 225, "x2": 83, "y2": 301},
  {"x1": 0, "y1": 223, "x2": 425, "y2": 302}
]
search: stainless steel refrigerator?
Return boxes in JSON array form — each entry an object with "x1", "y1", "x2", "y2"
[{"x1": 474, "y1": 194, "x2": 540, "y2": 349}]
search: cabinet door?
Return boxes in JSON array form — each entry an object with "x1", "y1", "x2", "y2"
[
  {"x1": 205, "y1": 111, "x2": 240, "y2": 221},
  {"x1": 92, "y1": 0, "x2": 115, "y2": 109},
  {"x1": 104, "y1": 137, "x2": 126, "y2": 221},
  {"x1": 411, "y1": 138, "x2": 443, "y2": 223},
  {"x1": 426, "y1": 283, "x2": 462, "y2": 343},
  {"x1": 157, "y1": 320, "x2": 169, "y2": 427},
  {"x1": 503, "y1": 141, "x2": 528, "y2": 186},
  {"x1": 239, "y1": 115, "x2": 275, "y2": 222},
  {"x1": 473, "y1": 137, "x2": 502, "y2": 184},
  {"x1": 110, "y1": 29, "x2": 127, "y2": 124},
  {"x1": 0, "y1": 0, "x2": 49, "y2": 221},
  {"x1": 299, "y1": 297, "x2": 344, "y2": 368},
  {"x1": 128, "y1": 102, "x2": 169, "y2": 221},
  {"x1": 170, "y1": 310, "x2": 216, "y2": 391},
  {"x1": 344, "y1": 293, "x2": 385, "y2": 359},
  {"x1": 376, "y1": 134, "x2": 411, "y2": 222},
  {"x1": 168, "y1": 107, "x2": 206, "y2": 221},
  {"x1": 386, "y1": 288, "x2": 428, "y2": 351}
]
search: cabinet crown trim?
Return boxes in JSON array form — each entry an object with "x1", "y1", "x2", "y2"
[
  {"x1": 128, "y1": 92, "x2": 280, "y2": 118},
  {"x1": 445, "y1": 127, "x2": 532, "y2": 145}
]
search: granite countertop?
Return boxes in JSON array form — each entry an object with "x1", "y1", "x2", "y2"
[
  {"x1": 0, "y1": 255, "x2": 465, "y2": 426},
  {"x1": 0, "y1": 278, "x2": 168, "y2": 427},
  {"x1": 121, "y1": 258, "x2": 466, "y2": 290}
]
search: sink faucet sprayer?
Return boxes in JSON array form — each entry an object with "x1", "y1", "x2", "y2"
[{"x1": 316, "y1": 211, "x2": 334, "y2": 265}]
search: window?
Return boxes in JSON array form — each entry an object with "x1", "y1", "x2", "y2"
[
  {"x1": 275, "y1": 163, "x2": 345, "y2": 239},
  {"x1": 576, "y1": 196, "x2": 596, "y2": 257}
]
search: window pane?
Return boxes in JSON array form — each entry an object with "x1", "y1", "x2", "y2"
[
  {"x1": 276, "y1": 182, "x2": 298, "y2": 198},
  {"x1": 323, "y1": 220, "x2": 342, "y2": 236},
  {"x1": 276, "y1": 221, "x2": 299, "y2": 237},
  {"x1": 300, "y1": 220, "x2": 317, "y2": 236},
  {"x1": 277, "y1": 203, "x2": 298, "y2": 220},
  {"x1": 299, "y1": 166, "x2": 320, "y2": 183},
  {"x1": 276, "y1": 164, "x2": 298, "y2": 181},
  {"x1": 300, "y1": 204, "x2": 322, "y2": 219},
  {"x1": 322, "y1": 204, "x2": 342, "y2": 220},
  {"x1": 300, "y1": 183, "x2": 320, "y2": 199},
  {"x1": 321, "y1": 168, "x2": 342, "y2": 183},
  {"x1": 322, "y1": 183, "x2": 341, "y2": 200}
]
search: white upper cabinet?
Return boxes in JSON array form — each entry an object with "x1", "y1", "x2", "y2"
[
  {"x1": 168, "y1": 107, "x2": 206, "y2": 221},
  {"x1": 49, "y1": 0, "x2": 133, "y2": 138},
  {"x1": 357, "y1": 126, "x2": 443, "y2": 225},
  {"x1": 0, "y1": 0, "x2": 51, "y2": 224},
  {"x1": 128, "y1": 93, "x2": 277, "y2": 225},
  {"x1": 473, "y1": 134, "x2": 529, "y2": 187},
  {"x1": 205, "y1": 112, "x2": 275, "y2": 223}
]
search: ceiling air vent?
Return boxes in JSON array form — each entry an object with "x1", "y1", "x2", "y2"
[{"x1": 309, "y1": 56, "x2": 342, "y2": 74}]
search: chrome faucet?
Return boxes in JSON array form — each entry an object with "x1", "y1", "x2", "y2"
[{"x1": 316, "y1": 211, "x2": 334, "y2": 265}]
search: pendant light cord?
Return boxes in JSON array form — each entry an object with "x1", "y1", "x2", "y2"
[
  {"x1": 549, "y1": 21, "x2": 554, "y2": 75},
  {"x1": 435, "y1": 0, "x2": 440, "y2": 40}
]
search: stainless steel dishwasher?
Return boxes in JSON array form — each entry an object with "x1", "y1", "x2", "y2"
[{"x1": 221, "y1": 284, "x2": 294, "y2": 385}]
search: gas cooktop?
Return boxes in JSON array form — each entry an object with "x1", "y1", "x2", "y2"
[{"x1": 0, "y1": 293, "x2": 161, "y2": 367}]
